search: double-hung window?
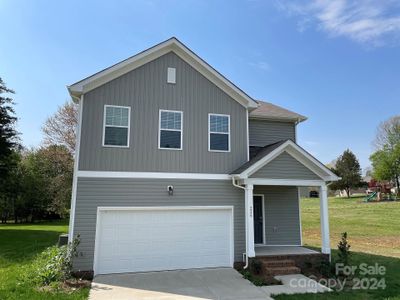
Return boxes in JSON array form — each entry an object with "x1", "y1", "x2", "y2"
[
  {"x1": 159, "y1": 110, "x2": 183, "y2": 150},
  {"x1": 103, "y1": 105, "x2": 131, "y2": 147},
  {"x1": 209, "y1": 113, "x2": 230, "y2": 152}
]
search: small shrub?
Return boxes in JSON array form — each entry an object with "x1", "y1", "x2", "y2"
[
  {"x1": 337, "y1": 232, "x2": 351, "y2": 266},
  {"x1": 319, "y1": 260, "x2": 335, "y2": 277},
  {"x1": 30, "y1": 235, "x2": 80, "y2": 286},
  {"x1": 250, "y1": 259, "x2": 262, "y2": 275}
]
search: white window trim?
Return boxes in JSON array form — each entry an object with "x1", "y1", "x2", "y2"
[
  {"x1": 253, "y1": 194, "x2": 266, "y2": 245},
  {"x1": 102, "y1": 105, "x2": 131, "y2": 148},
  {"x1": 158, "y1": 109, "x2": 183, "y2": 150},
  {"x1": 208, "y1": 113, "x2": 231, "y2": 153}
]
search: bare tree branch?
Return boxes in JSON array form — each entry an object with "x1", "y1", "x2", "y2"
[
  {"x1": 374, "y1": 115, "x2": 400, "y2": 150},
  {"x1": 42, "y1": 101, "x2": 78, "y2": 153}
]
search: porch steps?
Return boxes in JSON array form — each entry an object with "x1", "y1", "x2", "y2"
[{"x1": 260, "y1": 259, "x2": 301, "y2": 276}]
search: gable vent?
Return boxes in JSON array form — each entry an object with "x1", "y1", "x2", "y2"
[{"x1": 167, "y1": 67, "x2": 176, "y2": 84}]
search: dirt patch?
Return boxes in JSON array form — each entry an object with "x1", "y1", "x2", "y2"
[{"x1": 37, "y1": 279, "x2": 91, "y2": 294}]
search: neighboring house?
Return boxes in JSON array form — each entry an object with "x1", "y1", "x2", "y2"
[{"x1": 67, "y1": 37, "x2": 339, "y2": 276}]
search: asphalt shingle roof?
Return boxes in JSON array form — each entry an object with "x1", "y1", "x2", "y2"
[
  {"x1": 250, "y1": 100, "x2": 307, "y2": 123},
  {"x1": 231, "y1": 140, "x2": 290, "y2": 175}
]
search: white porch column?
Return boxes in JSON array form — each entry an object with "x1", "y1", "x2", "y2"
[
  {"x1": 319, "y1": 184, "x2": 331, "y2": 255},
  {"x1": 245, "y1": 184, "x2": 255, "y2": 257}
]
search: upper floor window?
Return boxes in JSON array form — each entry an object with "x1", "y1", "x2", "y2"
[
  {"x1": 209, "y1": 113, "x2": 230, "y2": 152},
  {"x1": 103, "y1": 105, "x2": 130, "y2": 147},
  {"x1": 159, "y1": 110, "x2": 183, "y2": 150}
]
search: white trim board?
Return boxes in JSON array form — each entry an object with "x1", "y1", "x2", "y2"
[
  {"x1": 68, "y1": 37, "x2": 258, "y2": 109},
  {"x1": 242, "y1": 178, "x2": 326, "y2": 187},
  {"x1": 68, "y1": 95, "x2": 84, "y2": 243},
  {"x1": 77, "y1": 171, "x2": 231, "y2": 180},
  {"x1": 93, "y1": 205, "x2": 234, "y2": 276}
]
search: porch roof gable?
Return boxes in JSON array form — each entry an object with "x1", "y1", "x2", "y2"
[{"x1": 231, "y1": 139, "x2": 340, "y2": 182}]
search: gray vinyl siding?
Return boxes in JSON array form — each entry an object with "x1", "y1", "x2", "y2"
[
  {"x1": 73, "y1": 178, "x2": 245, "y2": 271},
  {"x1": 250, "y1": 152, "x2": 322, "y2": 180},
  {"x1": 78, "y1": 52, "x2": 247, "y2": 174},
  {"x1": 254, "y1": 186, "x2": 301, "y2": 245},
  {"x1": 249, "y1": 119, "x2": 295, "y2": 146}
]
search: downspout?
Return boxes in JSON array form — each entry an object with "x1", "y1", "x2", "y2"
[{"x1": 231, "y1": 176, "x2": 250, "y2": 269}]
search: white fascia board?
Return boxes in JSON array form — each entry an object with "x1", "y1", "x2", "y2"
[
  {"x1": 77, "y1": 171, "x2": 231, "y2": 180},
  {"x1": 67, "y1": 38, "x2": 258, "y2": 109},
  {"x1": 284, "y1": 144, "x2": 339, "y2": 181}
]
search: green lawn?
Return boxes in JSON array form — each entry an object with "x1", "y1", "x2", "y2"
[
  {"x1": 275, "y1": 196, "x2": 400, "y2": 299},
  {"x1": 276, "y1": 249, "x2": 400, "y2": 300},
  {"x1": 0, "y1": 220, "x2": 89, "y2": 300},
  {"x1": 1, "y1": 197, "x2": 399, "y2": 299},
  {"x1": 301, "y1": 196, "x2": 400, "y2": 258}
]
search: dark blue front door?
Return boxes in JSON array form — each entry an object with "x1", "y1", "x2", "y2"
[{"x1": 253, "y1": 196, "x2": 263, "y2": 244}]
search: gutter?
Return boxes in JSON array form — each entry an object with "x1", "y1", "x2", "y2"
[{"x1": 231, "y1": 176, "x2": 250, "y2": 269}]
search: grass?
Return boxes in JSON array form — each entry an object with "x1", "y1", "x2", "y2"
[
  {"x1": 301, "y1": 196, "x2": 400, "y2": 258},
  {"x1": 1, "y1": 196, "x2": 399, "y2": 299},
  {"x1": 0, "y1": 220, "x2": 89, "y2": 300},
  {"x1": 274, "y1": 196, "x2": 400, "y2": 299},
  {"x1": 275, "y1": 249, "x2": 400, "y2": 300}
]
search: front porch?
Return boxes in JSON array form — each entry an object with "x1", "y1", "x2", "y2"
[{"x1": 231, "y1": 140, "x2": 340, "y2": 263}]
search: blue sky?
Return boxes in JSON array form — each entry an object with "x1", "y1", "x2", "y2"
[{"x1": 1, "y1": 0, "x2": 400, "y2": 171}]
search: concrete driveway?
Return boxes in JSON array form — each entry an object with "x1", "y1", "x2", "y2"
[{"x1": 89, "y1": 268, "x2": 272, "y2": 300}]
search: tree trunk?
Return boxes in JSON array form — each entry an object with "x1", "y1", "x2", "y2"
[
  {"x1": 396, "y1": 174, "x2": 400, "y2": 196},
  {"x1": 346, "y1": 187, "x2": 351, "y2": 198}
]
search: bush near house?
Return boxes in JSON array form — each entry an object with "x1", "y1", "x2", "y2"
[{"x1": 0, "y1": 220, "x2": 89, "y2": 300}]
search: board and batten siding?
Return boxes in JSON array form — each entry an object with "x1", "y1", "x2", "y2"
[
  {"x1": 249, "y1": 119, "x2": 295, "y2": 147},
  {"x1": 250, "y1": 152, "x2": 322, "y2": 180},
  {"x1": 73, "y1": 178, "x2": 245, "y2": 271},
  {"x1": 254, "y1": 186, "x2": 301, "y2": 245},
  {"x1": 78, "y1": 51, "x2": 248, "y2": 174}
]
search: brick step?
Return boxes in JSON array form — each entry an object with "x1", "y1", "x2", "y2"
[
  {"x1": 264, "y1": 266, "x2": 301, "y2": 276},
  {"x1": 261, "y1": 259, "x2": 296, "y2": 268}
]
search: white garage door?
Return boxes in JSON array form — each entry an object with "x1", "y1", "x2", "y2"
[{"x1": 94, "y1": 206, "x2": 233, "y2": 275}]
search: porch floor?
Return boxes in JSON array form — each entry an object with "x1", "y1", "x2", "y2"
[{"x1": 255, "y1": 246, "x2": 319, "y2": 256}]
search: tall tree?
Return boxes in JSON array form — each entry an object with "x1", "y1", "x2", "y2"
[
  {"x1": 374, "y1": 116, "x2": 400, "y2": 150},
  {"x1": 42, "y1": 101, "x2": 78, "y2": 153},
  {"x1": 370, "y1": 145, "x2": 400, "y2": 191},
  {"x1": 370, "y1": 117, "x2": 400, "y2": 192},
  {"x1": 330, "y1": 149, "x2": 362, "y2": 198},
  {"x1": 0, "y1": 78, "x2": 18, "y2": 179}
]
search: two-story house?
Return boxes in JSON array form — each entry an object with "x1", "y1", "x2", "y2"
[{"x1": 67, "y1": 38, "x2": 339, "y2": 276}]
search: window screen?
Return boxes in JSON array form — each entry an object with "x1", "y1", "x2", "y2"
[
  {"x1": 209, "y1": 114, "x2": 229, "y2": 151},
  {"x1": 103, "y1": 106, "x2": 130, "y2": 147},
  {"x1": 159, "y1": 110, "x2": 182, "y2": 149}
]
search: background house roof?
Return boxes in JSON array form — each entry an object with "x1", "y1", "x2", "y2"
[{"x1": 250, "y1": 100, "x2": 307, "y2": 123}]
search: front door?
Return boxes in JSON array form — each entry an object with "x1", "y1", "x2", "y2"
[{"x1": 253, "y1": 195, "x2": 264, "y2": 244}]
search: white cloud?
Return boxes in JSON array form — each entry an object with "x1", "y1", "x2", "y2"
[
  {"x1": 249, "y1": 61, "x2": 271, "y2": 71},
  {"x1": 275, "y1": 0, "x2": 400, "y2": 46}
]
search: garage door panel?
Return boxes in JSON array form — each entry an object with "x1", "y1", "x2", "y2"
[{"x1": 95, "y1": 207, "x2": 233, "y2": 274}]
